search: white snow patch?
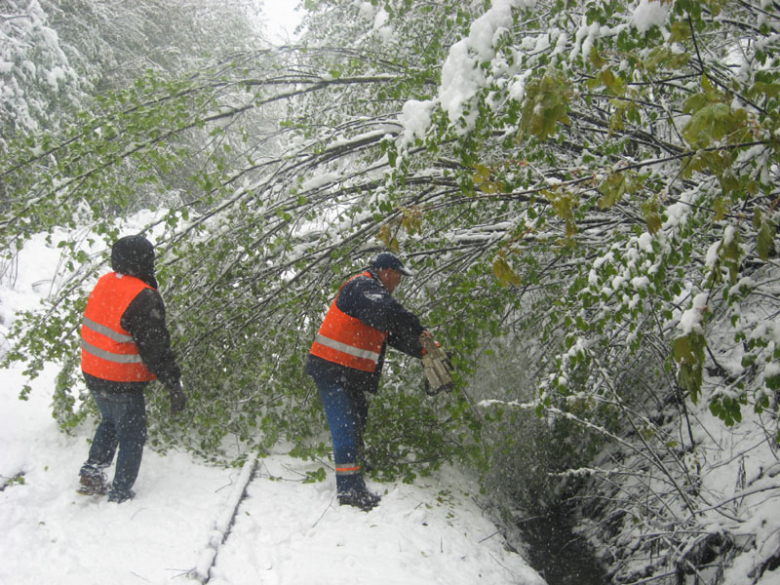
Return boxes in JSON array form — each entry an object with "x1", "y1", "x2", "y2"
[
  {"x1": 632, "y1": 0, "x2": 671, "y2": 34},
  {"x1": 399, "y1": 99, "x2": 435, "y2": 147},
  {"x1": 301, "y1": 172, "x2": 341, "y2": 191},
  {"x1": 678, "y1": 292, "x2": 709, "y2": 335},
  {"x1": 637, "y1": 232, "x2": 654, "y2": 253},
  {"x1": 439, "y1": 0, "x2": 536, "y2": 127}
]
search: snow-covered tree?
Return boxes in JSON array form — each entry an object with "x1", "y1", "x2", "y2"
[{"x1": 0, "y1": 0, "x2": 85, "y2": 145}]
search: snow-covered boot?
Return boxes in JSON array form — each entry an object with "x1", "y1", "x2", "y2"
[
  {"x1": 107, "y1": 488, "x2": 135, "y2": 503},
  {"x1": 338, "y1": 487, "x2": 381, "y2": 510},
  {"x1": 77, "y1": 471, "x2": 109, "y2": 496}
]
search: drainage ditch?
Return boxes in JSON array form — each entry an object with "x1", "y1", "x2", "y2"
[{"x1": 517, "y1": 505, "x2": 607, "y2": 585}]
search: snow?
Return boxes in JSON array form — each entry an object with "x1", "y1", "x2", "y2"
[
  {"x1": 301, "y1": 172, "x2": 341, "y2": 191},
  {"x1": 46, "y1": 65, "x2": 67, "y2": 90},
  {"x1": 372, "y1": 8, "x2": 390, "y2": 31},
  {"x1": 439, "y1": 40, "x2": 484, "y2": 127},
  {"x1": 706, "y1": 239, "x2": 722, "y2": 269},
  {"x1": 438, "y1": 0, "x2": 535, "y2": 128},
  {"x1": 399, "y1": 100, "x2": 434, "y2": 147},
  {"x1": 631, "y1": 0, "x2": 671, "y2": 34},
  {"x1": 0, "y1": 225, "x2": 544, "y2": 585},
  {"x1": 261, "y1": 0, "x2": 305, "y2": 43},
  {"x1": 571, "y1": 21, "x2": 600, "y2": 63},
  {"x1": 677, "y1": 292, "x2": 709, "y2": 335},
  {"x1": 637, "y1": 232, "x2": 653, "y2": 253},
  {"x1": 358, "y1": 2, "x2": 377, "y2": 22}
]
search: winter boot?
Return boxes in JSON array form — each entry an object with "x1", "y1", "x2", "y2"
[
  {"x1": 107, "y1": 488, "x2": 136, "y2": 504},
  {"x1": 77, "y1": 471, "x2": 109, "y2": 496},
  {"x1": 338, "y1": 483, "x2": 381, "y2": 511}
]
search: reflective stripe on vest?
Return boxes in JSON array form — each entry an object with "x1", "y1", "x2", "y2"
[
  {"x1": 309, "y1": 272, "x2": 387, "y2": 373},
  {"x1": 81, "y1": 272, "x2": 157, "y2": 382},
  {"x1": 313, "y1": 334, "x2": 381, "y2": 362}
]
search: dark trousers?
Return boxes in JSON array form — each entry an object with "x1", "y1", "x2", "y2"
[
  {"x1": 312, "y1": 371, "x2": 369, "y2": 494},
  {"x1": 81, "y1": 391, "x2": 147, "y2": 495}
]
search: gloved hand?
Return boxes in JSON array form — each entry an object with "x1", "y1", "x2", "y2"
[
  {"x1": 421, "y1": 337, "x2": 454, "y2": 396},
  {"x1": 169, "y1": 383, "x2": 187, "y2": 414}
]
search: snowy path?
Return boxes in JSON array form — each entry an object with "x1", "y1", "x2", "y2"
[{"x1": 206, "y1": 456, "x2": 541, "y2": 585}]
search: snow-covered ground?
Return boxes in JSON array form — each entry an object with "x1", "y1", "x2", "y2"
[{"x1": 0, "y1": 228, "x2": 545, "y2": 585}]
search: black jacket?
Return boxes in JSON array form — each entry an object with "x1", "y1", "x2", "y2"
[{"x1": 307, "y1": 269, "x2": 425, "y2": 393}]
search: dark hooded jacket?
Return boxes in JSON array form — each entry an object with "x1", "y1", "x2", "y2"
[
  {"x1": 84, "y1": 235, "x2": 181, "y2": 393},
  {"x1": 306, "y1": 268, "x2": 425, "y2": 394}
]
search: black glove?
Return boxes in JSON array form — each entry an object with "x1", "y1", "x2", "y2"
[{"x1": 169, "y1": 383, "x2": 187, "y2": 414}]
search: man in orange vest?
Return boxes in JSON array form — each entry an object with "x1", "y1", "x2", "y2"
[
  {"x1": 308, "y1": 252, "x2": 433, "y2": 510},
  {"x1": 78, "y1": 235, "x2": 186, "y2": 503}
]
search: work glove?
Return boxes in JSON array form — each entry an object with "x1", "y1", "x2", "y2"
[{"x1": 169, "y1": 382, "x2": 187, "y2": 414}]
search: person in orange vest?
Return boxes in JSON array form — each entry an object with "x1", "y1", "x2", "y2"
[
  {"x1": 78, "y1": 235, "x2": 186, "y2": 503},
  {"x1": 308, "y1": 252, "x2": 433, "y2": 510}
]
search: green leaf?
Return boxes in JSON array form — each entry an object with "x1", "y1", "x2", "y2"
[
  {"x1": 720, "y1": 230, "x2": 741, "y2": 285},
  {"x1": 589, "y1": 46, "x2": 607, "y2": 69},
  {"x1": 682, "y1": 102, "x2": 749, "y2": 148},
  {"x1": 645, "y1": 46, "x2": 690, "y2": 74},
  {"x1": 643, "y1": 199, "x2": 663, "y2": 235},
  {"x1": 598, "y1": 171, "x2": 645, "y2": 209},
  {"x1": 672, "y1": 331, "x2": 706, "y2": 403},
  {"x1": 521, "y1": 72, "x2": 572, "y2": 140},
  {"x1": 473, "y1": 164, "x2": 503, "y2": 194},
  {"x1": 757, "y1": 219, "x2": 776, "y2": 260},
  {"x1": 713, "y1": 197, "x2": 729, "y2": 221},
  {"x1": 493, "y1": 256, "x2": 521, "y2": 287}
]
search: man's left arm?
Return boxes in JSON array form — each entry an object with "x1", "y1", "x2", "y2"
[
  {"x1": 339, "y1": 277, "x2": 426, "y2": 358},
  {"x1": 122, "y1": 289, "x2": 182, "y2": 389},
  {"x1": 386, "y1": 312, "x2": 425, "y2": 358}
]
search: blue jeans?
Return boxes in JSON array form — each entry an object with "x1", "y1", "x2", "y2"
[
  {"x1": 312, "y1": 372, "x2": 369, "y2": 494},
  {"x1": 81, "y1": 391, "x2": 147, "y2": 495}
]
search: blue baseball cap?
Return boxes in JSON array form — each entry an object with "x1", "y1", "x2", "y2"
[{"x1": 370, "y1": 252, "x2": 414, "y2": 276}]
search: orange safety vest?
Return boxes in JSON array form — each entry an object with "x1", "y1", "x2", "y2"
[
  {"x1": 310, "y1": 272, "x2": 388, "y2": 373},
  {"x1": 80, "y1": 272, "x2": 157, "y2": 383}
]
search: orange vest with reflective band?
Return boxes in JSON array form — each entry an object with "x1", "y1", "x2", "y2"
[
  {"x1": 310, "y1": 272, "x2": 388, "y2": 373},
  {"x1": 80, "y1": 272, "x2": 157, "y2": 383}
]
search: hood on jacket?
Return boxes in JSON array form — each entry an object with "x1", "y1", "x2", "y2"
[{"x1": 110, "y1": 235, "x2": 158, "y2": 288}]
